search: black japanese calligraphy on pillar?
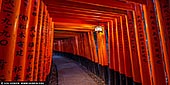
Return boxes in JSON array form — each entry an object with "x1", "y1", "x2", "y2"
[
  {"x1": 13, "y1": 66, "x2": 22, "y2": 81},
  {"x1": 0, "y1": 0, "x2": 14, "y2": 46},
  {"x1": 121, "y1": 16, "x2": 132, "y2": 78},
  {"x1": 134, "y1": 6, "x2": 149, "y2": 63},
  {"x1": 24, "y1": 0, "x2": 40, "y2": 81},
  {"x1": 46, "y1": 17, "x2": 52, "y2": 75},
  {"x1": 133, "y1": 4, "x2": 152, "y2": 85},
  {"x1": 113, "y1": 19, "x2": 119, "y2": 72},
  {"x1": 158, "y1": 0, "x2": 170, "y2": 66},
  {"x1": 127, "y1": 11, "x2": 141, "y2": 83},
  {"x1": 149, "y1": 9, "x2": 162, "y2": 64},
  {"x1": 43, "y1": 14, "x2": 49, "y2": 80},
  {"x1": 12, "y1": 0, "x2": 31, "y2": 81},
  {"x1": 143, "y1": 0, "x2": 166, "y2": 84},
  {"x1": 117, "y1": 17, "x2": 125, "y2": 74},
  {"x1": 33, "y1": 2, "x2": 43, "y2": 80},
  {"x1": 37, "y1": 3, "x2": 46, "y2": 81},
  {"x1": 0, "y1": 0, "x2": 21, "y2": 81},
  {"x1": 156, "y1": 0, "x2": 170, "y2": 82}
]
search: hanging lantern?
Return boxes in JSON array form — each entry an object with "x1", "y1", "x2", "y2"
[{"x1": 94, "y1": 25, "x2": 103, "y2": 32}]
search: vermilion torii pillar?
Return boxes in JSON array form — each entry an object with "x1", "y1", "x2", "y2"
[
  {"x1": 87, "y1": 32, "x2": 93, "y2": 62},
  {"x1": 38, "y1": 5, "x2": 47, "y2": 81},
  {"x1": 33, "y1": 1, "x2": 44, "y2": 81},
  {"x1": 88, "y1": 32, "x2": 97, "y2": 73},
  {"x1": 143, "y1": 0, "x2": 166, "y2": 84},
  {"x1": 43, "y1": 13, "x2": 49, "y2": 81},
  {"x1": 116, "y1": 17, "x2": 125, "y2": 84},
  {"x1": 46, "y1": 18, "x2": 53, "y2": 76},
  {"x1": 83, "y1": 33, "x2": 89, "y2": 60},
  {"x1": 75, "y1": 36, "x2": 79, "y2": 55},
  {"x1": 126, "y1": 11, "x2": 142, "y2": 84},
  {"x1": 12, "y1": 0, "x2": 32, "y2": 81},
  {"x1": 89, "y1": 31, "x2": 99, "y2": 75},
  {"x1": 108, "y1": 21, "x2": 113, "y2": 71},
  {"x1": 107, "y1": 21, "x2": 113, "y2": 85},
  {"x1": 0, "y1": 0, "x2": 2, "y2": 11},
  {"x1": 0, "y1": 0, "x2": 21, "y2": 81},
  {"x1": 113, "y1": 19, "x2": 120, "y2": 85},
  {"x1": 121, "y1": 16, "x2": 132, "y2": 84},
  {"x1": 43, "y1": 13, "x2": 47, "y2": 81},
  {"x1": 24, "y1": 0, "x2": 40, "y2": 81},
  {"x1": 79, "y1": 34, "x2": 85, "y2": 57},
  {"x1": 155, "y1": 0, "x2": 170, "y2": 84},
  {"x1": 133, "y1": 4, "x2": 151, "y2": 85},
  {"x1": 48, "y1": 18, "x2": 54, "y2": 74}
]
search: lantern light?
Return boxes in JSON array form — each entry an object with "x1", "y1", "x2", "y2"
[{"x1": 95, "y1": 25, "x2": 103, "y2": 32}]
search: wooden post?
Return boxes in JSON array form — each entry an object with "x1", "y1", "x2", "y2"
[
  {"x1": 83, "y1": 33, "x2": 91, "y2": 60},
  {"x1": 87, "y1": 32, "x2": 95, "y2": 73},
  {"x1": 108, "y1": 20, "x2": 115, "y2": 85},
  {"x1": 143, "y1": 0, "x2": 166, "y2": 84},
  {"x1": 108, "y1": 21, "x2": 114, "y2": 70},
  {"x1": 117, "y1": 17, "x2": 126, "y2": 84},
  {"x1": 121, "y1": 15, "x2": 133, "y2": 84},
  {"x1": 126, "y1": 11, "x2": 141, "y2": 84},
  {"x1": 46, "y1": 17, "x2": 53, "y2": 75},
  {"x1": 113, "y1": 18, "x2": 120, "y2": 85},
  {"x1": 75, "y1": 36, "x2": 79, "y2": 55},
  {"x1": 0, "y1": 0, "x2": 2, "y2": 11},
  {"x1": 24, "y1": 0, "x2": 40, "y2": 81},
  {"x1": 43, "y1": 12, "x2": 49, "y2": 81},
  {"x1": 48, "y1": 21, "x2": 54, "y2": 74},
  {"x1": 33, "y1": 1, "x2": 44, "y2": 81},
  {"x1": 12, "y1": 0, "x2": 32, "y2": 81},
  {"x1": 133, "y1": 4, "x2": 152, "y2": 85},
  {"x1": 37, "y1": 3, "x2": 46, "y2": 81},
  {"x1": 90, "y1": 31, "x2": 99, "y2": 76},
  {"x1": 96, "y1": 31, "x2": 103, "y2": 79},
  {"x1": 88, "y1": 32, "x2": 94, "y2": 62},
  {"x1": 155, "y1": 0, "x2": 170, "y2": 84},
  {"x1": 90, "y1": 32, "x2": 98, "y2": 64},
  {"x1": 0, "y1": 0, "x2": 21, "y2": 81},
  {"x1": 96, "y1": 25, "x2": 108, "y2": 84}
]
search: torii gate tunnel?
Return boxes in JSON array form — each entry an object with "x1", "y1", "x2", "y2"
[{"x1": 0, "y1": 0, "x2": 170, "y2": 85}]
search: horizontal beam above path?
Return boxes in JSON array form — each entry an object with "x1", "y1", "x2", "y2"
[
  {"x1": 67, "y1": 0, "x2": 134, "y2": 10},
  {"x1": 54, "y1": 28, "x2": 91, "y2": 32},
  {"x1": 47, "y1": 7, "x2": 122, "y2": 18},
  {"x1": 53, "y1": 18, "x2": 98, "y2": 25},
  {"x1": 44, "y1": 0, "x2": 129, "y2": 14}
]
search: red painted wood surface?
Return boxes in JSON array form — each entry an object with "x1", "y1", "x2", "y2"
[
  {"x1": 24, "y1": 0, "x2": 40, "y2": 81},
  {"x1": 108, "y1": 21, "x2": 114, "y2": 70},
  {"x1": 43, "y1": 13, "x2": 50, "y2": 81},
  {"x1": 90, "y1": 32, "x2": 98, "y2": 63},
  {"x1": 143, "y1": 0, "x2": 166, "y2": 84},
  {"x1": 133, "y1": 4, "x2": 151, "y2": 85},
  {"x1": 121, "y1": 16, "x2": 132, "y2": 78},
  {"x1": 0, "y1": 0, "x2": 2, "y2": 11},
  {"x1": 12, "y1": 0, "x2": 32, "y2": 81},
  {"x1": 113, "y1": 19, "x2": 119, "y2": 72},
  {"x1": 126, "y1": 11, "x2": 141, "y2": 83},
  {"x1": 155, "y1": 0, "x2": 170, "y2": 84},
  {"x1": 87, "y1": 32, "x2": 94, "y2": 62},
  {"x1": 37, "y1": 3, "x2": 46, "y2": 81},
  {"x1": 33, "y1": 1, "x2": 44, "y2": 81},
  {"x1": 67, "y1": 0, "x2": 134, "y2": 10},
  {"x1": 0, "y1": 0, "x2": 21, "y2": 81},
  {"x1": 117, "y1": 17, "x2": 125, "y2": 74}
]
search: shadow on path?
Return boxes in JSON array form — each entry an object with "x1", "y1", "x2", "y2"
[{"x1": 53, "y1": 55, "x2": 99, "y2": 85}]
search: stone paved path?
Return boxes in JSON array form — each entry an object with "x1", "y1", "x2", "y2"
[{"x1": 53, "y1": 55, "x2": 98, "y2": 85}]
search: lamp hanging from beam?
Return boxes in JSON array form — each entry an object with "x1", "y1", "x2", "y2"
[{"x1": 94, "y1": 25, "x2": 103, "y2": 32}]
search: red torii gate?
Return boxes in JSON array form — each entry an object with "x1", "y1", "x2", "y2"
[{"x1": 0, "y1": 0, "x2": 169, "y2": 85}]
